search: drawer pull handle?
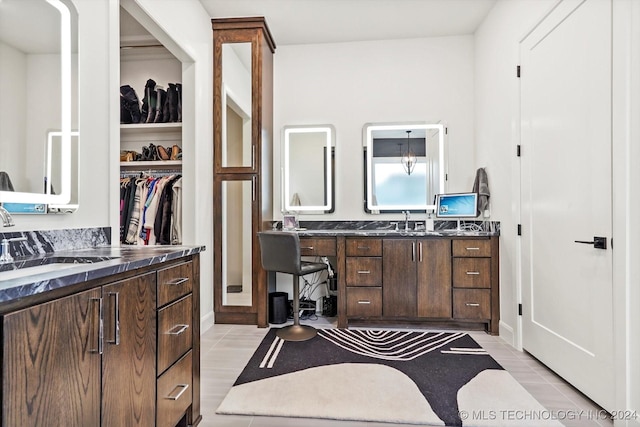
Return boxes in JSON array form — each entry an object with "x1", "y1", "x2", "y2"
[
  {"x1": 357, "y1": 270, "x2": 370, "y2": 274},
  {"x1": 165, "y1": 384, "x2": 189, "y2": 400},
  {"x1": 166, "y1": 277, "x2": 189, "y2": 286},
  {"x1": 466, "y1": 247, "x2": 480, "y2": 251},
  {"x1": 466, "y1": 271, "x2": 480, "y2": 275},
  {"x1": 167, "y1": 324, "x2": 189, "y2": 335},
  {"x1": 357, "y1": 300, "x2": 371, "y2": 304},
  {"x1": 465, "y1": 303, "x2": 481, "y2": 307},
  {"x1": 107, "y1": 292, "x2": 120, "y2": 345},
  {"x1": 302, "y1": 246, "x2": 314, "y2": 250},
  {"x1": 90, "y1": 297, "x2": 103, "y2": 355},
  {"x1": 357, "y1": 246, "x2": 370, "y2": 250}
]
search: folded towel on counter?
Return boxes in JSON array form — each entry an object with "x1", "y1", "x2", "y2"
[
  {"x1": 472, "y1": 167, "x2": 490, "y2": 215},
  {"x1": 0, "y1": 171, "x2": 15, "y2": 191}
]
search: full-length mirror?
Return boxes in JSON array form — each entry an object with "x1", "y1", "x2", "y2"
[
  {"x1": 0, "y1": 0, "x2": 78, "y2": 206},
  {"x1": 221, "y1": 42, "x2": 252, "y2": 169},
  {"x1": 364, "y1": 122, "x2": 446, "y2": 213},
  {"x1": 221, "y1": 179, "x2": 253, "y2": 307},
  {"x1": 283, "y1": 125, "x2": 335, "y2": 213}
]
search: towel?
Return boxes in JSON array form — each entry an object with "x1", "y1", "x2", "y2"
[
  {"x1": 472, "y1": 167, "x2": 490, "y2": 215},
  {"x1": 0, "y1": 171, "x2": 15, "y2": 191}
]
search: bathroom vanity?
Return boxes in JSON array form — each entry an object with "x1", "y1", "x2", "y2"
[
  {"x1": 295, "y1": 223, "x2": 500, "y2": 334},
  {"x1": 0, "y1": 232, "x2": 203, "y2": 427}
]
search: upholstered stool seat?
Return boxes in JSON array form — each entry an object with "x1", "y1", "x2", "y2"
[{"x1": 257, "y1": 231, "x2": 328, "y2": 341}]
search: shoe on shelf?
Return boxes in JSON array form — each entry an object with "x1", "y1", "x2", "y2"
[
  {"x1": 170, "y1": 144, "x2": 182, "y2": 160},
  {"x1": 157, "y1": 145, "x2": 170, "y2": 161}
]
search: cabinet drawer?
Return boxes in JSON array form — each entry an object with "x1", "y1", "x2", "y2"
[
  {"x1": 346, "y1": 238, "x2": 382, "y2": 256},
  {"x1": 157, "y1": 261, "x2": 193, "y2": 307},
  {"x1": 157, "y1": 351, "x2": 193, "y2": 427},
  {"x1": 158, "y1": 295, "x2": 193, "y2": 375},
  {"x1": 453, "y1": 258, "x2": 491, "y2": 288},
  {"x1": 346, "y1": 257, "x2": 382, "y2": 286},
  {"x1": 452, "y1": 240, "x2": 491, "y2": 257},
  {"x1": 346, "y1": 287, "x2": 382, "y2": 317},
  {"x1": 453, "y1": 289, "x2": 491, "y2": 319},
  {"x1": 299, "y1": 238, "x2": 336, "y2": 256}
]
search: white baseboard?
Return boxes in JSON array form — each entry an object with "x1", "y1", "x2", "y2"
[
  {"x1": 200, "y1": 310, "x2": 214, "y2": 334},
  {"x1": 499, "y1": 321, "x2": 516, "y2": 348}
]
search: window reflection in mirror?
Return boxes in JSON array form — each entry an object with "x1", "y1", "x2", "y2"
[
  {"x1": 364, "y1": 123, "x2": 446, "y2": 213},
  {"x1": 283, "y1": 125, "x2": 335, "y2": 214},
  {"x1": 0, "y1": 0, "x2": 78, "y2": 205},
  {"x1": 221, "y1": 42, "x2": 252, "y2": 169}
]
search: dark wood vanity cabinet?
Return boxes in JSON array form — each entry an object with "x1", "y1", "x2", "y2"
[
  {"x1": 340, "y1": 236, "x2": 499, "y2": 334},
  {"x1": 1, "y1": 256, "x2": 201, "y2": 427}
]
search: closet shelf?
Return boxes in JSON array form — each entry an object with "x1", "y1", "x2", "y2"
[
  {"x1": 120, "y1": 160, "x2": 182, "y2": 167},
  {"x1": 120, "y1": 122, "x2": 182, "y2": 134}
]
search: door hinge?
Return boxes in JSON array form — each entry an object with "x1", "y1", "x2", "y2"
[
  {"x1": 445, "y1": 127, "x2": 448, "y2": 135},
  {"x1": 518, "y1": 303, "x2": 523, "y2": 316},
  {"x1": 517, "y1": 65, "x2": 521, "y2": 78},
  {"x1": 517, "y1": 224, "x2": 522, "y2": 236},
  {"x1": 445, "y1": 173, "x2": 448, "y2": 181},
  {"x1": 517, "y1": 145, "x2": 521, "y2": 157}
]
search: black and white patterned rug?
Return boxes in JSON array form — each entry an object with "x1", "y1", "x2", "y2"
[{"x1": 216, "y1": 328, "x2": 561, "y2": 426}]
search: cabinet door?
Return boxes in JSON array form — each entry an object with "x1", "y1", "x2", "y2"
[
  {"x1": 102, "y1": 272, "x2": 157, "y2": 426},
  {"x1": 417, "y1": 239, "x2": 452, "y2": 318},
  {"x1": 3, "y1": 288, "x2": 102, "y2": 426},
  {"x1": 382, "y1": 239, "x2": 417, "y2": 317}
]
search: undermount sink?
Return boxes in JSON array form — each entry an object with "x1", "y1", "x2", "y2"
[
  {"x1": 0, "y1": 263, "x2": 81, "y2": 281},
  {"x1": 0, "y1": 256, "x2": 118, "y2": 281}
]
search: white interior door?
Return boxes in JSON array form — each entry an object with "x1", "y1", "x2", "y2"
[{"x1": 520, "y1": 0, "x2": 614, "y2": 410}]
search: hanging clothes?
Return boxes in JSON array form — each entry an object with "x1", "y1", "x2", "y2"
[{"x1": 119, "y1": 173, "x2": 182, "y2": 245}]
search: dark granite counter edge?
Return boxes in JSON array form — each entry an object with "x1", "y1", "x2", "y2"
[{"x1": 0, "y1": 245, "x2": 205, "y2": 305}]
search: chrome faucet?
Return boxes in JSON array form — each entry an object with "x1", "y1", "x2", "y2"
[
  {"x1": 402, "y1": 210, "x2": 411, "y2": 231},
  {"x1": 0, "y1": 206, "x2": 15, "y2": 227},
  {"x1": 0, "y1": 237, "x2": 27, "y2": 264}
]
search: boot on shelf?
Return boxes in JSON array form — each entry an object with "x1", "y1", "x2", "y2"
[
  {"x1": 175, "y1": 83, "x2": 182, "y2": 122},
  {"x1": 154, "y1": 87, "x2": 166, "y2": 123},
  {"x1": 120, "y1": 85, "x2": 141, "y2": 123},
  {"x1": 166, "y1": 83, "x2": 179, "y2": 122},
  {"x1": 140, "y1": 79, "x2": 157, "y2": 123}
]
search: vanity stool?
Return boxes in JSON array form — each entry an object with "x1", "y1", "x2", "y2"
[{"x1": 257, "y1": 231, "x2": 327, "y2": 341}]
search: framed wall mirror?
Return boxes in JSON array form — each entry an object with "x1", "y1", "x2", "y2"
[
  {"x1": 283, "y1": 125, "x2": 335, "y2": 214},
  {"x1": 0, "y1": 0, "x2": 78, "y2": 206},
  {"x1": 219, "y1": 42, "x2": 253, "y2": 171},
  {"x1": 363, "y1": 122, "x2": 446, "y2": 213}
]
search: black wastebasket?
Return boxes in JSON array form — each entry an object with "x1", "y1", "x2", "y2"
[{"x1": 268, "y1": 291, "x2": 288, "y2": 324}]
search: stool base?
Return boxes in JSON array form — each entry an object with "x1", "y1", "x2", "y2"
[{"x1": 276, "y1": 324, "x2": 317, "y2": 341}]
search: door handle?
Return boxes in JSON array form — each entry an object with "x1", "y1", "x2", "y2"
[{"x1": 574, "y1": 236, "x2": 607, "y2": 250}]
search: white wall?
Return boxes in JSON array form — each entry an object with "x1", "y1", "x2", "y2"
[
  {"x1": 477, "y1": 0, "x2": 639, "y2": 422},
  {"x1": 3, "y1": 0, "x2": 112, "y2": 231},
  {"x1": 126, "y1": 0, "x2": 214, "y2": 329},
  {"x1": 474, "y1": 0, "x2": 555, "y2": 346},
  {"x1": 274, "y1": 36, "x2": 476, "y2": 221}
]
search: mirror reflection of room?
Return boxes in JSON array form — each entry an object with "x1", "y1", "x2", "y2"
[{"x1": 0, "y1": 0, "x2": 78, "y2": 205}]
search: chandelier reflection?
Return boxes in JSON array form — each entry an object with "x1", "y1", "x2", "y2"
[{"x1": 401, "y1": 130, "x2": 417, "y2": 175}]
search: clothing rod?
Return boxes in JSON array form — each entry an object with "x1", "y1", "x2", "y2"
[
  {"x1": 120, "y1": 44, "x2": 165, "y2": 49},
  {"x1": 120, "y1": 170, "x2": 181, "y2": 178}
]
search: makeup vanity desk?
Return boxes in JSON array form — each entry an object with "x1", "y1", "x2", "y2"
[{"x1": 296, "y1": 223, "x2": 500, "y2": 335}]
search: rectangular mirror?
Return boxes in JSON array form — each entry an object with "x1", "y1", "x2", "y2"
[
  {"x1": 221, "y1": 42, "x2": 252, "y2": 169},
  {"x1": 283, "y1": 125, "x2": 335, "y2": 214},
  {"x1": 221, "y1": 179, "x2": 253, "y2": 307},
  {"x1": 364, "y1": 122, "x2": 446, "y2": 213},
  {"x1": 0, "y1": 0, "x2": 78, "y2": 206}
]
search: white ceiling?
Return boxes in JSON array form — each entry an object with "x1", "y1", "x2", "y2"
[{"x1": 198, "y1": 0, "x2": 497, "y2": 46}]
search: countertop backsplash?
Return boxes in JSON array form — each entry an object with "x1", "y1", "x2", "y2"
[{"x1": 0, "y1": 227, "x2": 111, "y2": 257}]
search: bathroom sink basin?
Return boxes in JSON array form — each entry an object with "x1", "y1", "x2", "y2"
[
  {"x1": 0, "y1": 256, "x2": 119, "y2": 281},
  {"x1": 0, "y1": 263, "x2": 81, "y2": 281}
]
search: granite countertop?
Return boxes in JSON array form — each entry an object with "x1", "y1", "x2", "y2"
[
  {"x1": 0, "y1": 245, "x2": 205, "y2": 305},
  {"x1": 295, "y1": 229, "x2": 497, "y2": 237},
  {"x1": 285, "y1": 220, "x2": 500, "y2": 238}
]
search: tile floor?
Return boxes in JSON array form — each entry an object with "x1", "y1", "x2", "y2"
[{"x1": 199, "y1": 318, "x2": 613, "y2": 427}]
